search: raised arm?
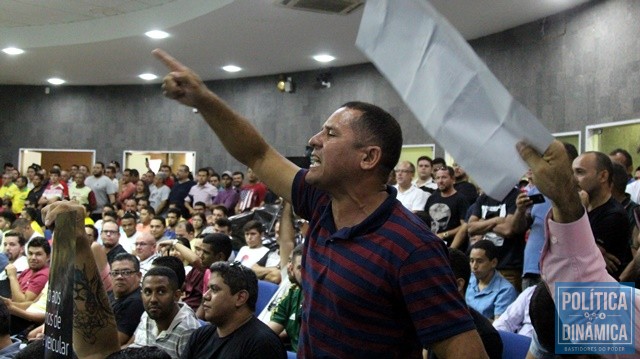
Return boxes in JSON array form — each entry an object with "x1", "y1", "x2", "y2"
[
  {"x1": 517, "y1": 141, "x2": 584, "y2": 223},
  {"x1": 153, "y1": 49, "x2": 299, "y2": 202},
  {"x1": 42, "y1": 201, "x2": 120, "y2": 359}
]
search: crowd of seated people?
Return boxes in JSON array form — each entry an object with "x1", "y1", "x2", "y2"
[{"x1": 1, "y1": 136, "x2": 640, "y2": 358}]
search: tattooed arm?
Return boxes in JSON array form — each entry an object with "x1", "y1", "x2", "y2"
[{"x1": 43, "y1": 201, "x2": 120, "y2": 359}]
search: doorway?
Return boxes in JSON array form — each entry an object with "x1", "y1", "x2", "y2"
[
  {"x1": 123, "y1": 151, "x2": 197, "y2": 176},
  {"x1": 19, "y1": 148, "x2": 96, "y2": 173}
]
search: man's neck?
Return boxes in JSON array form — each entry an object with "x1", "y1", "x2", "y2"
[
  {"x1": 440, "y1": 188, "x2": 456, "y2": 197},
  {"x1": 156, "y1": 304, "x2": 180, "y2": 332},
  {"x1": 588, "y1": 189, "x2": 612, "y2": 212},
  {"x1": 415, "y1": 176, "x2": 430, "y2": 186},
  {"x1": 397, "y1": 182, "x2": 412, "y2": 192},
  {"x1": 331, "y1": 185, "x2": 388, "y2": 230},
  {"x1": 0, "y1": 334, "x2": 13, "y2": 349},
  {"x1": 217, "y1": 311, "x2": 254, "y2": 337},
  {"x1": 478, "y1": 270, "x2": 495, "y2": 288}
]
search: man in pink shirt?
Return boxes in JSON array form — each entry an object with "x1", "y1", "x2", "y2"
[
  {"x1": 4, "y1": 237, "x2": 50, "y2": 303},
  {"x1": 518, "y1": 140, "x2": 639, "y2": 358}
]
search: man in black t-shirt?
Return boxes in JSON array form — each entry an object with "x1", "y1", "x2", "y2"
[
  {"x1": 423, "y1": 167, "x2": 469, "y2": 248},
  {"x1": 572, "y1": 151, "x2": 631, "y2": 279},
  {"x1": 467, "y1": 187, "x2": 525, "y2": 291},
  {"x1": 108, "y1": 253, "x2": 145, "y2": 346},
  {"x1": 181, "y1": 261, "x2": 285, "y2": 359}
]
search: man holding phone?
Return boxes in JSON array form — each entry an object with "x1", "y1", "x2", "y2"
[{"x1": 508, "y1": 144, "x2": 579, "y2": 290}]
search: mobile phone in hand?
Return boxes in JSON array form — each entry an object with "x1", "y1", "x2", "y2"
[{"x1": 527, "y1": 193, "x2": 545, "y2": 204}]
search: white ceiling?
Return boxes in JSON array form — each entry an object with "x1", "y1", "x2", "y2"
[{"x1": 0, "y1": 0, "x2": 590, "y2": 86}]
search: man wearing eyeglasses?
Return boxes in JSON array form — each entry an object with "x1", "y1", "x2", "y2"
[
  {"x1": 135, "y1": 231, "x2": 160, "y2": 279},
  {"x1": 108, "y1": 253, "x2": 145, "y2": 346},
  {"x1": 394, "y1": 160, "x2": 429, "y2": 213},
  {"x1": 102, "y1": 220, "x2": 127, "y2": 264}
]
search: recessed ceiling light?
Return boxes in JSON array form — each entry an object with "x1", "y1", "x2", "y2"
[
  {"x1": 2, "y1": 47, "x2": 24, "y2": 55},
  {"x1": 313, "y1": 54, "x2": 335, "y2": 63},
  {"x1": 222, "y1": 65, "x2": 242, "y2": 73},
  {"x1": 139, "y1": 73, "x2": 158, "y2": 81},
  {"x1": 47, "y1": 78, "x2": 65, "y2": 85},
  {"x1": 145, "y1": 30, "x2": 170, "y2": 39}
]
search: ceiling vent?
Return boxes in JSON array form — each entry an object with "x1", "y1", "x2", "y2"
[{"x1": 275, "y1": 0, "x2": 364, "y2": 15}]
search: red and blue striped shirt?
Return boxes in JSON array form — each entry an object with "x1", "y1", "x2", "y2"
[{"x1": 292, "y1": 170, "x2": 475, "y2": 358}]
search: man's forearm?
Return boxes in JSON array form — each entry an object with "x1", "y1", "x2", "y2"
[
  {"x1": 8, "y1": 276, "x2": 27, "y2": 302},
  {"x1": 197, "y1": 92, "x2": 270, "y2": 169}
]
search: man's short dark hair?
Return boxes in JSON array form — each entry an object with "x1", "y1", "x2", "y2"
[
  {"x1": 129, "y1": 168, "x2": 140, "y2": 178},
  {"x1": 178, "y1": 221, "x2": 194, "y2": 234},
  {"x1": 210, "y1": 261, "x2": 258, "y2": 311},
  {"x1": 121, "y1": 212, "x2": 138, "y2": 222},
  {"x1": 103, "y1": 210, "x2": 118, "y2": 220},
  {"x1": 142, "y1": 206, "x2": 156, "y2": 216},
  {"x1": 611, "y1": 163, "x2": 629, "y2": 195},
  {"x1": 151, "y1": 216, "x2": 166, "y2": 227},
  {"x1": 437, "y1": 166, "x2": 455, "y2": 178},
  {"x1": 243, "y1": 220, "x2": 264, "y2": 234},
  {"x1": 609, "y1": 148, "x2": 633, "y2": 169},
  {"x1": 151, "y1": 255, "x2": 186, "y2": 289},
  {"x1": 85, "y1": 225, "x2": 99, "y2": 242},
  {"x1": 563, "y1": 142, "x2": 579, "y2": 162},
  {"x1": 0, "y1": 211, "x2": 17, "y2": 225},
  {"x1": 198, "y1": 168, "x2": 209, "y2": 175},
  {"x1": 232, "y1": 171, "x2": 244, "y2": 179},
  {"x1": 448, "y1": 247, "x2": 471, "y2": 293},
  {"x1": 341, "y1": 101, "x2": 402, "y2": 181},
  {"x1": 586, "y1": 151, "x2": 614, "y2": 185},
  {"x1": 193, "y1": 201, "x2": 206, "y2": 208},
  {"x1": 22, "y1": 207, "x2": 38, "y2": 222},
  {"x1": 292, "y1": 243, "x2": 304, "y2": 262},
  {"x1": 432, "y1": 157, "x2": 446, "y2": 167},
  {"x1": 113, "y1": 253, "x2": 140, "y2": 272},
  {"x1": 202, "y1": 233, "x2": 232, "y2": 261},
  {"x1": 417, "y1": 156, "x2": 432, "y2": 165},
  {"x1": 469, "y1": 240, "x2": 498, "y2": 261},
  {"x1": 144, "y1": 266, "x2": 180, "y2": 292},
  {"x1": 167, "y1": 208, "x2": 182, "y2": 217},
  {"x1": 14, "y1": 339, "x2": 44, "y2": 359},
  {"x1": 212, "y1": 205, "x2": 228, "y2": 217},
  {"x1": 106, "y1": 346, "x2": 171, "y2": 359},
  {"x1": 0, "y1": 300, "x2": 10, "y2": 336},
  {"x1": 27, "y1": 237, "x2": 51, "y2": 255},
  {"x1": 215, "y1": 217, "x2": 231, "y2": 228},
  {"x1": 49, "y1": 168, "x2": 61, "y2": 175},
  {"x1": 3, "y1": 231, "x2": 26, "y2": 247}
]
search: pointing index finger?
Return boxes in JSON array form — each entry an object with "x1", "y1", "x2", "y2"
[{"x1": 152, "y1": 48, "x2": 188, "y2": 72}]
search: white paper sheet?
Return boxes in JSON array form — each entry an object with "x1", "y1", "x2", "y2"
[{"x1": 356, "y1": 0, "x2": 554, "y2": 200}]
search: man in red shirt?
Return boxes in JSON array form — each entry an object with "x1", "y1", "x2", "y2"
[{"x1": 4, "y1": 237, "x2": 50, "y2": 303}]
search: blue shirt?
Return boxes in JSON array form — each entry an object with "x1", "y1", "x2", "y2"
[
  {"x1": 0, "y1": 338, "x2": 22, "y2": 359},
  {"x1": 466, "y1": 270, "x2": 518, "y2": 320},
  {"x1": 523, "y1": 187, "x2": 552, "y2": 276}
]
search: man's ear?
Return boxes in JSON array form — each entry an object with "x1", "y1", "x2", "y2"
[
  {"x1": 360, "y1": 146, "x2": 382, "y2": 171},
  {"x1": 456, "y1": 278, "x2": 466, "y2": 293},
  {"x1": 234, "y1": 289, "x2": 249, "y2": 308}
]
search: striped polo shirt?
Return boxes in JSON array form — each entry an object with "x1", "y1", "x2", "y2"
[{"x1": 292, "y1": 169, "x2": 475, "y2": 358}]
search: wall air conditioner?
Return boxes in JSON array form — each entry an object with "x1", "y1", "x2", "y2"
[{"x1": 275, "y1": 0, "x2": 364, "y2": 15}]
